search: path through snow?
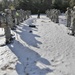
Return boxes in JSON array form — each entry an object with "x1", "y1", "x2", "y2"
[{"x1": 0, "y1": 15, "x2": 75, "y2": 75}]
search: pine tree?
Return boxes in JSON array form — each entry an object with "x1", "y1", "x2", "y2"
[
  {"x1": 70, "y1": 0, "x2": 75, "y2": 7},
  {"x1": 52, "y1": 0, "x2": 62, "y2": 9}
]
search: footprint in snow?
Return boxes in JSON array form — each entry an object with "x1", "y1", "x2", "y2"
[{"x1": 51, "y1": 55, "x2": 64, "y2": 67}]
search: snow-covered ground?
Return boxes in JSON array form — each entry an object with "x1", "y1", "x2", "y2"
[{"x1": 0, "y1": 14, "x2": 75, "y2": 75}]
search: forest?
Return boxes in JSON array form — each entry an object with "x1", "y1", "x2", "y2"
[{"x1": 0, "y1": 0, "x2": 75, "y2": 13}]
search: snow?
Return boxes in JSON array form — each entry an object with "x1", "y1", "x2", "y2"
[{"x1": 0, "y1": 14, "x2": 75, "y2": 75}]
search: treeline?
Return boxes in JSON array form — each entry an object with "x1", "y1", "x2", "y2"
[
  {"x1": 51, "y1": 0, "x2": 75, "y2": 12},
  {"x1": 0, "y1": 0, "x2": 75, "y2": 13},
  {"x1": 16, "y1": 0, "x2": 52, "y2": 14}
]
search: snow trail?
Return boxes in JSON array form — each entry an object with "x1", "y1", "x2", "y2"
[{"x1": 0, "y1": 14, "x2": 75, "y2": 75}]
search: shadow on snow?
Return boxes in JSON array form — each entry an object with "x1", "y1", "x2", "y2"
[{"x1": 8, "y1": 17, "x2": 54, "y2": 75}]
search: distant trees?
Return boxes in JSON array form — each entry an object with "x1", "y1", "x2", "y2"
[
  {"x1": 16, "y1": 0, "x2": 75, "y2": 13},
  {"x1": 0, "y1": 3, "x2": 2, "y2": 11},
  {"x1": 16, "y1": 0, "x2": 52, "y2": 13},
  {"x1": 52, "y1": 0, "x2": 70, "y2": 12},
  {"x1": 62, "y1": 0, "x2": 70, "y2": 12},
  {"x1": 70, "y1": 0, "x2": 75, "y2": 7},
  {"x1": 0, "y1": 0, "x2": 75, "y2": 13},
  {"x1": 52, "y1": 0, "x2": 62, "y2": 9},
  {"x1": 2, "y1": 0, "x2": 9, "y2": 9}
]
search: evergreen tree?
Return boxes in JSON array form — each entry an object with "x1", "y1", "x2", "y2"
[
  {"x1": 70, "y1": 0, "x2": 75, "y2": 7},
  {"x1": 52, "y1": 0, "x2": 62, "y2": 9}
]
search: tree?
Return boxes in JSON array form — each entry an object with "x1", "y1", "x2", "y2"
[
  {"x1": 0, "y1": 3, "x2": 2, "y2": 11},
  {"x1": 62, "y1": 0, "x2": 70, "y2": 12},
  {"x1": 52, "y1": 0, "x2": 62, "y2": 9},
  {"x1": 16, "y1": 0, "x2": 52, "y2": 14},
  {"x1": 70, "y1": 0, "x2": 75, "y2": 7},
  {"x1": 2, "y1": 0, "x2": 9, "y2": 9}
]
